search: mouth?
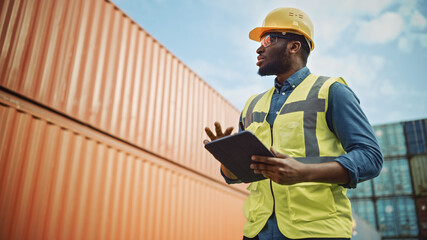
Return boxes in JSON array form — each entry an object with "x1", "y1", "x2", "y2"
[{"x1": 256, "y1": 56, "x2": 265, "y2": 67}]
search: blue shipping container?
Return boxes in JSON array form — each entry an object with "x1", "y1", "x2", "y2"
[
  {"x1": 351, "y1": 212, "x2": 381, "y2": 240},
  {"x1": 373, "y1": 158, "x2": 413, "y2": 197},
  {"x1": 376, "y1": 197, "x2": 418, "y2": 237},
  {"x1": 347, "y1": 179, "x2": 373, "y2": 199},
  {"x1": 404, "y1": 119, "x2": 427, "y2": 155},
  {"x1": 351, "y1": 199, "x2": 377, "y2": 229},
  {"x1": 374, "y1": 123, "x2": 407, "y2": 157}
]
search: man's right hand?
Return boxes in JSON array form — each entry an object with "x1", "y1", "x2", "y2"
[
  {"x1": 203, "y1": 121, "x2": 234, "y2": 144},
  {"x1": 203, "y1": 122, "x2": 238, "y2": 180}
]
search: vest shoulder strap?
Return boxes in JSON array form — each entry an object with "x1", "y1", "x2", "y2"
[{"x1": 242, "y1": 90, "x2": 269, "y2": 129}]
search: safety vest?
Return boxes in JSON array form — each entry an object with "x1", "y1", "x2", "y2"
[{"x1": 241, "y1": 74, "x2": 353, "y2": 239}]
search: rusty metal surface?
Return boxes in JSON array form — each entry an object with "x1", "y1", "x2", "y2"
[
  {"x1": 0, "y1": 0, "x2": 240, "y2": 182},
  {"x1": 416, "y1": 197, "x2": 427, "y2": 237},
  {"x1": 0, "y1": 89, "x2": 247, "y2": 240}
]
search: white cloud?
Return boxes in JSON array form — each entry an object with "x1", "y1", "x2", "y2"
[
  {"x1": 309, "y1": 53, "x2": 385, "y2": 87},
  {"x1": 308, "y1": 52, "x2": 391, "y2": 120},
  {"x1": 398, "y1": 0, "x2": 419, "y2": 16},
  {"x1": 356, "y1": 12, "x2": 404, "y2": 44},
  {"x1": 338, "y1": 0, "x2": 393, "y2": 15},
  {"x1": 379, "y1": 1, "x2": 427, "y2": 52},
  {"x1": 411, "y1": 11, "x2": 427, "y2": 29},
  {"x1": 397, "y1": 32, "x2": 427, "y2": 52}
]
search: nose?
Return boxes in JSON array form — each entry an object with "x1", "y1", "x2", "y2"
[{"x1": 256, "y1": 45, "x2": 265, "y2": 55}]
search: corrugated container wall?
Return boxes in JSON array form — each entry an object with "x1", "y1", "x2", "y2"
[
  {"x1": 404, "y1": 119, "x2": 427, "y2": 155},
  {"x1": 373, "y1": 158, "x2": 413, "y2": 197},
  {"x1": 410, "y1": 155, "x2": 427, "y2": 196},
  {"x1": 373, "y1": 123, "x2": 407, "y2": 157},
  {"x1": 0, "y1": 92, "x2": 247, "y2": 239},
  {"x1": 416, "y1": 197, "x2": 427, "y2": 238},
  {"x1": 0, "y1": 0, "x2": 248, "y2": 239},
  {"x1": 376, "y1": 197, "x2": 418, "y2": 238},
  {"x1": 0, "y1": 0, "x2": 241, "y2": 182},
  {"x1": 350, "y1": 199, "x2": 377, "y2": 229}
]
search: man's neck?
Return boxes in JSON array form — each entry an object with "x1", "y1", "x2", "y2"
[{"x1": 276, "y1": 65, "x2": 305, "y2": 85}]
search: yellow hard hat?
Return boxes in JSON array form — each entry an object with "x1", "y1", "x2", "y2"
[{"x1": 249, "y1": 8, "x2": 315, "y2": 51}]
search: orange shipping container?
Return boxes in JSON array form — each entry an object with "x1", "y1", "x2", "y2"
[
  {"x1": 0, "y1": 0, "x2": 240, "y2": 180},
  {"x1": 0, "y1": 0, "x2": 248, "y2": 239},
  {"x1": 0, "y1": 90, "x2": 247, "y2": 239}
]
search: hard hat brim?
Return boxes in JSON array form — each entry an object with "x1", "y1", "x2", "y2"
[{"x1": 249, "y1": 27, "x2": 314, "y2": 51}]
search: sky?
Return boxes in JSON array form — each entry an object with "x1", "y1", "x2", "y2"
[{"x1": 113, "y1": 0, "x2": 427, "y2": 125}]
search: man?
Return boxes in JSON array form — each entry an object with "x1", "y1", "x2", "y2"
[{"x1": 204, "y1": 7, "x2": 382, "y2": 240}]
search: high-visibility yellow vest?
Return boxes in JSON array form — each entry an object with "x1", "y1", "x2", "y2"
[{"x1": 241, "y1": 74, "x2": 353, "y2": 239}]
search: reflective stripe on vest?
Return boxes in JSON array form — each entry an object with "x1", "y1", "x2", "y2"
[
  {"x1": 243, "y1": 76, "x2": 333, "y2": 163},
  {"x1": 280, "y1": 76, "x2": 329, "y2": 157},
  {"x1": 243, "y1": 90, "x2": 268, "y2": 128}
]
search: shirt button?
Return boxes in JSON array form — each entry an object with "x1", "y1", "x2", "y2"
[
  {"x1": 292, "y1": 85, "x2": 296, "y2": 88},
  {"x1": 281, "y1": 92, "x2": 285, "y2": 95},
  {"x1": 276, "y1": 111, "x2": 279, "y2": 115}
]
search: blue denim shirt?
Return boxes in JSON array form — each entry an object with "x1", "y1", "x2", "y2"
[{"x1": 222, "y1": 66, "x2": 383, "y2": 188}]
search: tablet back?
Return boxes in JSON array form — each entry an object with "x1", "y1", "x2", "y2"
[{"x1": 204, "y1": 131, "x2": 273, "y2": 183}]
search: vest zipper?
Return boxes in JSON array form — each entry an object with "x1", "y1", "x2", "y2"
[{"x1": 270, "y1": 127, "x2": 275, "y2": 213}]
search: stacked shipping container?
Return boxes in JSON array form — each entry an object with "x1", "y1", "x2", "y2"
[
  {"x1": 351, "y1": 211, "x2": 381, "y2": 240},
  {"x1": 0, "y1": 0, "x2": 247, "y2": 239},
  {"x1": 348, "y1": 119, "x2": 427, "y2": 239}
]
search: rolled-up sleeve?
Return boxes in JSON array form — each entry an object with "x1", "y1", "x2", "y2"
[
  {"x1": 220, "y1": 168, "x2": 242, "y2": 184},
  {"x1": 327, "y1": 83, "x2": 383, "y2": 188}
]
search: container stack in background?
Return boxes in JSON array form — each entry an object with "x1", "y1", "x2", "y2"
[{"x1": 348, "y1": 118, "x2": 427, "y2": 240}]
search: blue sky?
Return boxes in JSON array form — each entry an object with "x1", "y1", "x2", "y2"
[{"x1": 113, "y1": 0, "x2": 427, "y2": 125}]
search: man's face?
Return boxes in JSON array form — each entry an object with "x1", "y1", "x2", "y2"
[{"x1": 256, "y1": 33, "x2": 291, "y2": 76}]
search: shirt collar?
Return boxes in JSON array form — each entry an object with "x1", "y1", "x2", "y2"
[{"x1": 274, "y1": 66, "x2": 311, "y2": 91}]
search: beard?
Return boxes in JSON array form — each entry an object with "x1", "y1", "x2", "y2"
[{"x1": 258, "y1": 50, "x2": 291, "y2": 76}]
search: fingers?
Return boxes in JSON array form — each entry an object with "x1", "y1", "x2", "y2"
[
  {"x1": 205, "y1": 122, "x2": 234, "y2": 141},
  {"x1": 250, "y1": 162, "x2": 275, "y2": 172},
  {"x1": 214, "y1": 122, "x2": 223, "y2": 136},
  {"x1": 255, "y1": 169, "x2": 275, "y2": 175},
  {"x1": 224, "y1": 126, "x2": 234, "y2": 136},
  {"x1": 251, "y1": 155, "x2": 283, "y2": 165},
  {"x1": 203, "y1": 139, "x2": 209, "y2": 145},
  {"x1": 205, "y1": 127, "x2": 216, "y2": 140},
  {"x1": 260, "y1": 170, "x2": 277, "y2": 179}
]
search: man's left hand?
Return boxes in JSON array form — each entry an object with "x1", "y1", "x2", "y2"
[{"x1": 250, "y1": 147, "x2": 307, "y2": 185}]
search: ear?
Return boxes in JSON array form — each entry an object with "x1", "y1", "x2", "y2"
[{"x1": 289, "y1": 41, "x2": 301, "y2": 54}]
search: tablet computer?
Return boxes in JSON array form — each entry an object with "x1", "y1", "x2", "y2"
[{"x1": 204, "y1": 131, "x2": 274, "y2": 183}]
